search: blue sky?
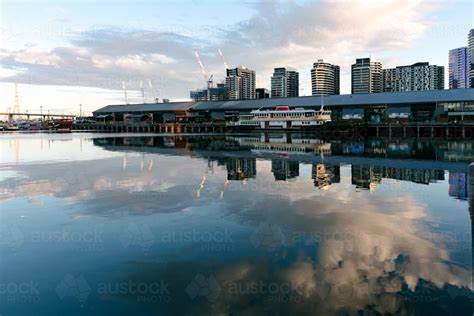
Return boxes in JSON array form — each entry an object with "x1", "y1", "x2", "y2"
[{"x1": 0, "y1": 0, "x2": 473, "y2": 115}]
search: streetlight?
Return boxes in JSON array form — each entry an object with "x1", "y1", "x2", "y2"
[{"x1": 79, "y1": 104, "x2": 82, "y2": 118}]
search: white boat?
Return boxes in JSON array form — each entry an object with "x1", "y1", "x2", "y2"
[{"x1": 230, "y1": 106, "x2": 331, "y2": 129}]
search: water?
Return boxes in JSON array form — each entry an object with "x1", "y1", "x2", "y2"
[{"x1": 0, "y1": 133, "x2": 473, "y2": 315}]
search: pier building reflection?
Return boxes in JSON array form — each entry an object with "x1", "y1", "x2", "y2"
[{"x1": 225, "y1": 158, "x2": 256, "y2": 181}]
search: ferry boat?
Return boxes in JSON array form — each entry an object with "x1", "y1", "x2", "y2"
[
  {"x1": 229, "y1": 106, "x2": 331, "y2": 129},
  {"x1": 229, "y1": 134, "x2": 332, "y2": 155}
]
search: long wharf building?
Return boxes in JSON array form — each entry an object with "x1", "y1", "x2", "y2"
[{"x1": 94, "y1": 89, "x2": 474, "y2": 124}]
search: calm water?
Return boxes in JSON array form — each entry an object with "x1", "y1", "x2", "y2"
[{"x1": 0, "y1": 133, "x2": 473, "y2": 315}]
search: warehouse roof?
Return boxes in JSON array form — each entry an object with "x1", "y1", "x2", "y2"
[
  {"x1": 192, "y1": 89, "x2": 474, "y2": 111},
  {"x1": 93, "y1": 101, "x2": 195, "y2": 114},
  {"x1": 93, "y1": 89, "x2": 474, "y2": 114}
]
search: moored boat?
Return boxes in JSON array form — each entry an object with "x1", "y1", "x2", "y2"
[{"x1": 229, "y1": 105, "x2": 332, "y2": 129}]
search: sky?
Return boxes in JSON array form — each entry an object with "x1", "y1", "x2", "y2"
[{"x1": 0, "y1": 0, "x2": 473, "y2": 116}]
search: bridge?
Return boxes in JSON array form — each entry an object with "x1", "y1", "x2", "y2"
[{"x1": 0, "y1": 112, "x2": 76, "y2": 121}]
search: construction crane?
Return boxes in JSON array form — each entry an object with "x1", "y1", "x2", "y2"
[
  {"x1": 194, "y1": 50, "x2": 213, "y2": 100},
  {"x1": 139, "y1": 80, "x2": 145, "y2": 103},
  {"x1": 217, "y1": 49, "x2": 230, "y2": 69},
  {"x1": 147, "y1": 79, "x2": 158, "y2": 103},
  {"x1": 121, "y1": 81, "x2": 129, "y2": 104}
]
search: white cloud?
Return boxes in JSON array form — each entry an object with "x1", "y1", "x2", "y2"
[
  {"x1": 13, "y1": 49, "x2": 62, "y2": 66},
  {"x1": 0, "y1": 0, "x2": 444, "y2": 109}
]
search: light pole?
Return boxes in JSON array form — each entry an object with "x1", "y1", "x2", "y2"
[{"x1": 79, "y1": 104, "x2": 82, "y2": 118}]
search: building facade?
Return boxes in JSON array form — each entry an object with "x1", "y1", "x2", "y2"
[
  {"x1": 190, "y1": 83, "x2": 227, "y2": 101},
  {"x1": 270, "y1": 67, "x2": 299, "y2": 98},
  {"x1": 311, "y1": 60, "x2": 340, "y2": 95},
  {"x1": 395, "y1": 62, "x2": 444, "y2": 92},
  {"x1": 226, "y1": 67, "x2": 256, "y2": 100},
  {"x1": 256, "y1": 88, "x2": 270, "y2": 99},
  {"x1": 449, "y1": 47, "x2": 469, "y2": 89},
  {"x1": 469, "y1": 29, "x2": 474, "y2": 88},
  {"x1": 382, "y1": 68, "x2": 396, "y2": 92},
  {"x1": 351, "y1": 58, "x2": 382, "y2": 94}
]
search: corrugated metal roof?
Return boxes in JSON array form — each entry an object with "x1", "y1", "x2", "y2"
[
  {"x1": 192, "y1": 89, "x2": 474, "y2": 110},
  {"x1": 93, "y1": 89, "x2": 474, "y2": 113},
  {"x1": 93, "y1": 101, "x2": 195, "y2": 114}
]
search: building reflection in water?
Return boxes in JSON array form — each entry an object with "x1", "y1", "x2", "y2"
[
  {"x1": 469, "y1": 163, "x2": 474, "y2": 290},
  {"x1": 225, "y1": 158, "x2": 256, "y2": 181},
  {"x1": 449, "y1": 172, "x2": 469, "y2": 200},
  {"x1": 1, "y1": 134, "x2": 474, "y2": 314},
  {"x1": 351, "y1": 165, "x2": 446, "y2": 191},
  {"x1": 271, "y1": 159, "x2": 299, "y2": 181},
  {"x1": 312, "y1": 164, "x2": 340, "y2": 189},
  {"x1": 351, "y1": 165, "x2": 384, "y2": 191}
]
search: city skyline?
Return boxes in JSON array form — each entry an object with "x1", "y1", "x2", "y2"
[{"x1": 0, "y1": 0, "x2": 473, "y2": 115}]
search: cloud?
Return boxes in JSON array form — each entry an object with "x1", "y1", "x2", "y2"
[{"x1": 0, "y1": 0, "x2": 442, "y2": 99}]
